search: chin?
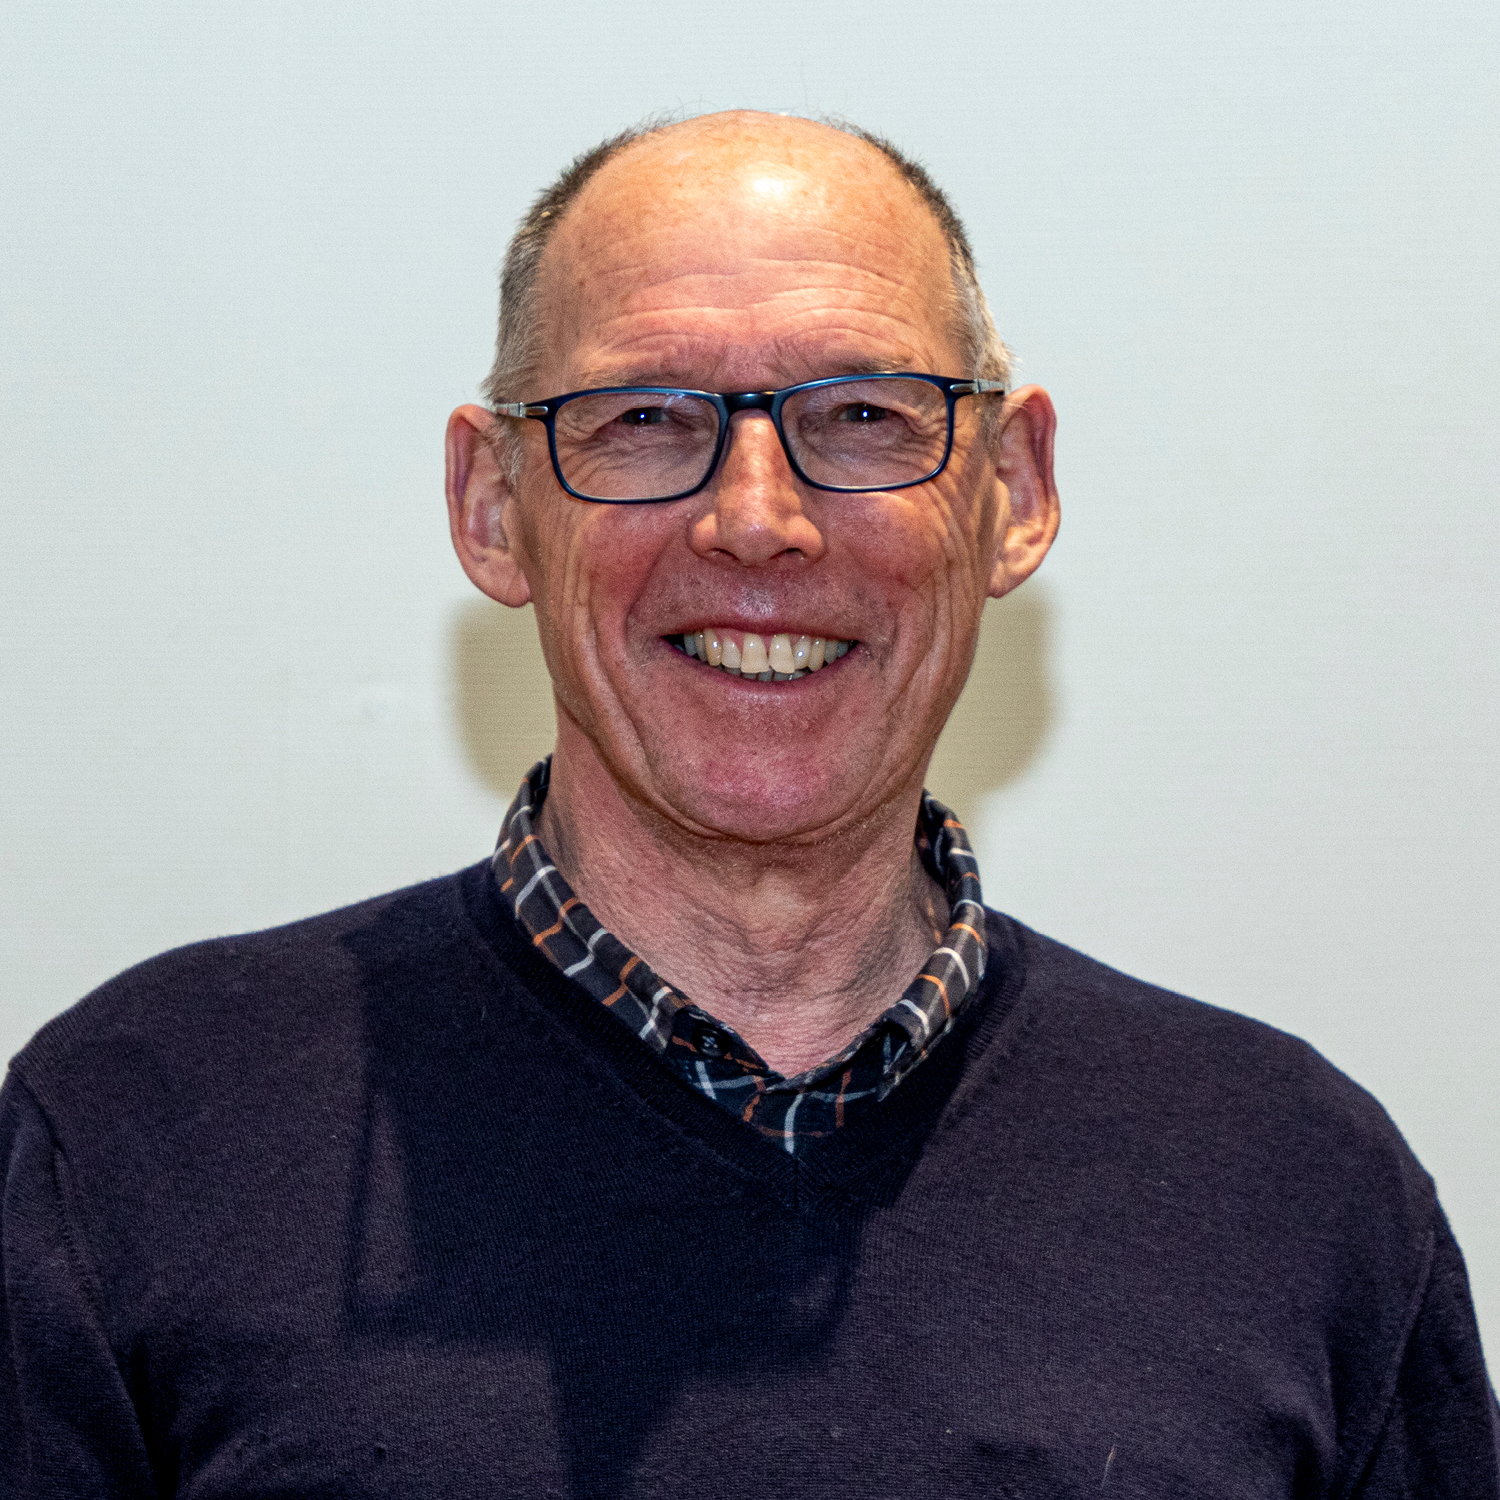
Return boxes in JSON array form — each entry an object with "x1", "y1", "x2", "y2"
[{"x1": 640, "y1": 748, "x2": 893, "y2": 847}]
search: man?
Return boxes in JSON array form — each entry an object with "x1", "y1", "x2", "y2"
[{"x1": 2, "y1": 112, "x2": 1495, "y2": 1498}]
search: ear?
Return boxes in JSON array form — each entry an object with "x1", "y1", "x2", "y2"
[
  {"x1": 445, "y1": 404, "x2": 532, "y2": 608},
  {"x1": 987, "y1": 385, "x2": 1061, "y2": 599}
]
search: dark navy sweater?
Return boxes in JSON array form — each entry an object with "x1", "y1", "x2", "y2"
[{"x1": 3, "y1": 862, "x2": 1497, "y2": 1498}]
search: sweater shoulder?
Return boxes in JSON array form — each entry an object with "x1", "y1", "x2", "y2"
[
  {"x1": 8, "y1": 866, "x2": 489, "y2": 1123},
  {"x1": 988, "y1": 912, "x2": 1434, "y2": 1215}
]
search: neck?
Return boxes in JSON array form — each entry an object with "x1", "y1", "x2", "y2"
[{"x1": 534, "y1": 728, "x2": 948, "y2": 1078}]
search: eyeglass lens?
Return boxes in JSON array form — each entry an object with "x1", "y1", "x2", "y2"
[{"x1": 551, "y1": 377, "x2": 951, "y2": 501}]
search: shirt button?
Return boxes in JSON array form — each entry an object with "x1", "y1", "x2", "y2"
[{"x1": 694, "y1": 1025, "x2": 728, "y2": 1058}]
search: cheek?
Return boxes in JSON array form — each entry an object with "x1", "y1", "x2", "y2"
[
  {"x1": 523, "y1": 504, "x2": 672, "y2": 666},
  {"x1": 841, "y1": 488, "x2": 984, "y2": 640}
]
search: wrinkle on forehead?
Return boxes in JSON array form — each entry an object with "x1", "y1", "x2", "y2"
[
  {"x1": 558, "y1": 209, "x2": 942, "y2": 303},
  {"x1": 568, "y1": 307, "x2": 951, "y2": 394},
  {"x1": 583, "y1": 258, "x2": 922, "y2": 324}
]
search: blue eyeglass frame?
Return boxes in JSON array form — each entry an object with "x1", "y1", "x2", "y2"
[{"x1": 492, "y1": 372, "x2": 1007, "y2": 504}]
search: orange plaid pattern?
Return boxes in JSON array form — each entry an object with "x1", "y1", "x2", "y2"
[{"x1": 492, "y1": 759, "x2": 987, "y2": 1154}]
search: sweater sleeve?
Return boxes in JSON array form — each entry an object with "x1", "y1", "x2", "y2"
[
  {"x1": 1350, "y1": 1206, "x2": 1500, "y2": 1498},
  {"x1": 0, "y1": 1069, "x2": 158, "y2": 1499}
]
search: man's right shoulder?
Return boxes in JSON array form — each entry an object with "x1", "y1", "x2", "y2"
[{"x1": 8, "y1": 864, "x2": 498, "y2": 1120}]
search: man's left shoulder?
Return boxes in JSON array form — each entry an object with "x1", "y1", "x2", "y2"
[{"x1": 984, "y1": 909, "x2": 1435, "y2": 1224}]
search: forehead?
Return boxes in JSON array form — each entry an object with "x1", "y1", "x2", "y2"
[{"x1": 535, "y1": 121, "x2": 962, "y2": 388}]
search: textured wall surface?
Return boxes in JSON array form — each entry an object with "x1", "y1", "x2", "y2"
[{"x1": 3, "y1": 0, "x2": 1496, "y2": 1352}]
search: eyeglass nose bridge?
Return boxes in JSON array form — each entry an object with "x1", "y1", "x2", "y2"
[
  {"x1": 722, "y1": 390, "x2": 780, "y2": 416},
  {"x1": 707, "y1": 390, "x2": 801, "y2": 488}
]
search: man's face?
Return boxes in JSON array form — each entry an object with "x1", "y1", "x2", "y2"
[{"x1": 456, "y1": 117, "x2": 1054, "y2": 846}]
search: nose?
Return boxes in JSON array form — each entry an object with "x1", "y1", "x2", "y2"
[{"x1": 688, "y1": 410, "x2": 826, "y2": 566}]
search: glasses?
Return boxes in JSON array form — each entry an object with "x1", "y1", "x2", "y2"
[{"x1": 493, "y1": 373, "x2": 1006, "y2": 504}]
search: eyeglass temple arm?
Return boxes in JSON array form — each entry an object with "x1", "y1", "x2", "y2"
[
  {"x1": 950, "y1": 379, "x2": 1008, "y2": 396},
  {"x1": 493, "y1": 402, "x2": 551, "y2": 418}
]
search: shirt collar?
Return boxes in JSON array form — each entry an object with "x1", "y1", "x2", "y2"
[{"x1": 491, "y1": 757, "x2": 987, "y2": 1099}]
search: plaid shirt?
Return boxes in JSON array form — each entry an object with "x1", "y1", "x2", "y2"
[{"x1": 491, "y1": 758, "x2": 987, "y2": 1153}]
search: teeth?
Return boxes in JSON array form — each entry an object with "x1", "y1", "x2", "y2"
[
  {"x1": 675, "y1": 631, "x2": 851, "y2": 679},
  {"x1": 740, "y1": 634, "x2": 769, "y2": 675}
]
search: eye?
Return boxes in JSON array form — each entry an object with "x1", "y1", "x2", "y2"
[
  {"x1": 616, "y1": 405, "x2": 669, "y2": 427},
  {"x1": 834, "y1": 402, "x2": 892, "y2": 424}
]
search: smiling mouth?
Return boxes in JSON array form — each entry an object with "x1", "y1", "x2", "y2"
[{"x1": 670, "y1": 629, "x2": 854, "y2": 681}]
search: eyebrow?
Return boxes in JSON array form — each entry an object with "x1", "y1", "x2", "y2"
[{"x1": 567, "y1": 353, "x2": 928, "y2": 392}]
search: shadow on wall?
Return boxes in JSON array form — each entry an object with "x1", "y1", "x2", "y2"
[
  {"x1": 925, "y1": 582, "x2": 1054, "y2": 828},
  {"x1": 449, "y1": 583, "x2": 1053, "y2": 822},
  {"x1": 450, "y1": 599, "x2": 558, "y2": 802}
]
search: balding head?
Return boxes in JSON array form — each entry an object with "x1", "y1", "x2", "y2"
[{"x1": 483, "y1": 112, "x2": 1008, "y2": 411}]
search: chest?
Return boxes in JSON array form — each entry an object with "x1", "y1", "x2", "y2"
[{"x1": 129, "y1": 1162, "x2": 1342, "y2": 1500}]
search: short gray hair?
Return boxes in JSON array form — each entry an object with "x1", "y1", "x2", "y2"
[{"x1": 481, "y1": 114, "x2": 1011, "y2": 419}]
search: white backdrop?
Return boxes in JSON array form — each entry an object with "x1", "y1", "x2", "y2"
[{"x1": 4, "y1": 1, "x2": 1497, "y2": 1355}]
